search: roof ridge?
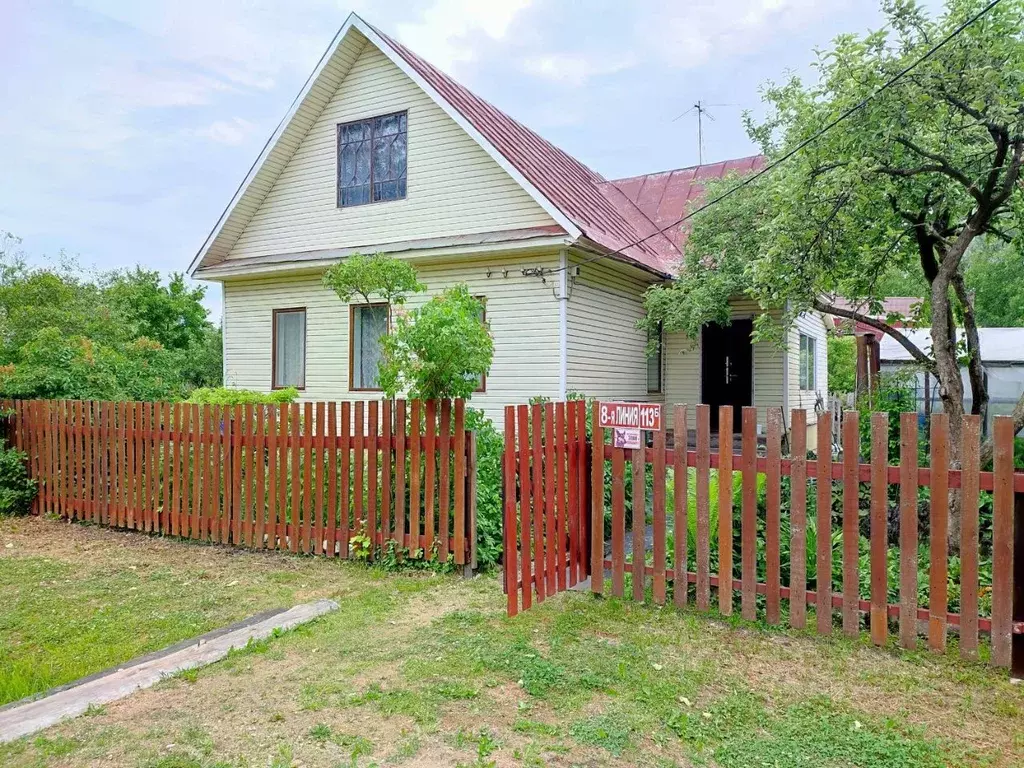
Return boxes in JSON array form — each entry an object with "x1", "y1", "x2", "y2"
[{"x1": 609, "y1": 153, "x2": 766, "y2": 185}]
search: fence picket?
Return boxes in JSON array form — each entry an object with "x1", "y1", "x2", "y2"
[
  {"x1": 899, "y1": 413, "x2": 919, "y2": 650},
  {"x1": 741, "y1": 406, "x2": 757, "y2": 620},
  {"x1": 439, "y1": 399, "x2": 451, "y2": 561},
  {"x1": 367, "y1": 401, "x2": 378, "y2": 555},
  {"x1": 929, "y1": 413, "x2": 950, "y2": 652},
  {"x1": 544, "y1": 403, "x2": 556, "y2": 594},
  {"x1": 611, "y1": 441, "x2": 626, "y2": 599},
  {"x1": 790, "y1": 409, "x2": 807, "y2": 629},
  {"x1": 352, "y1": 402, "x2": 364, "y2": 555},
  {"x1": 591, "y1": 402, "x2": 605, "y2": 596},
  {"x1": 765, "y1": 408, "x2": 782, "y2": 625},
  {"x1": 870, "y1": 413, "x2": 889, "y2": 646},
  {"x1": 517, "y1": 404, "x2": 532, "y2": 610},
  {"x1": 717, "y1": 405, "x2": 734, "y2": 616},
  {"x1": 556, "y1": 403, "x2": 568, "y2": 592},
  {"x1": 381, "y1": 399, "x2": 392, "y2": 552},
  {"x1": 632, "y1": 439, "x2": 645, "y2": 603},
  {"x1": 960, "y1": 415, "x2": 981, "y2": 659},
  {"x1": 567, "y1": 401, "x2": 579, "y2": 587},
  {"x1": 424, "y1": 400, "x2": 436, "y2": 553},
  {"x1": 816, "y1": 414, "x2": 832, "y2": 634},
  {"x1": 842, "y1": 411, "x2": 860, "y2": 638},
  {"x1": 409, "y1": 400, "x2": 420, "y2": 553},
  {"x1": 232, "y1": 404, "x2": 243, "y2": 545},
  {"x1": 340, "y1": 402, "x2": 352, "y2": 557},
  {"x1": 673, "y1": 405, "x2": 687, "y2": 608},
  {"x1": 503, "y1": 406, "x2": 518, "y2": 617},
  {"x1": 653, "y1": 425, "x2": 667, "y2": 606},
  {"x1": 326, "y1": 402, "x2": 337, "y2": 555},
  {"x1": 531, "y1": 404, "x2": 545, "y2": 601},
  {"x1": 393, "y1": 400, "x2": 405, "y2": 550},
  {"x1": 251, "y1": 404, "x2": 263, "y2": 549},
  {"x1": 696, "y1": 404, "x2": 711, "y2": 611},
  {"x1": 302, "y1": 401, "x2": 314, "y2": 554},
  {"x1": 992, "y1": 416, "x2": 1014, "y2": 667},
  {"x1": 454, "y1": 399, "x2": 466, "y2": 565}
]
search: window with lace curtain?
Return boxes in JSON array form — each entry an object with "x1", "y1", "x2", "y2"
[
  {"x1": 272, "y1": 308, "x2": 306, "y2": 389},
  {"x1": 350, "y1": 303, "x2": 389, "y2": 390}
]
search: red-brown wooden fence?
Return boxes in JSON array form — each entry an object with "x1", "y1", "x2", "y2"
[
  {"x1": 504, "y1": 401, "x2": 1024, "y2": 671},
  {"x1": 2, "y1": 398, "x2": 476, "y2": 566}
]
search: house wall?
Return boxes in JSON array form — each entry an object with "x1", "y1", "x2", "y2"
[
  {"x1": 565, "y1": 256, "x2": 662, "y2": 402},
  {"x1": 663, "y1": 298, "x2": 790, "y2": 431},
  {"x1": 788, "y1": 311, "x2": 829, "y2": 440},
  {"x1": 222, "y1": 253, "x2": 561, "y2": 425},
  {"x1": 224, "y1": 42, "x2": 557, "y2": 262}
]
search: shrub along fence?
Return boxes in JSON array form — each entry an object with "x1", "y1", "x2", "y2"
[
  {"x1": 504, "y1": 402, "x2": 1024, "y2": 673},
  {"x1": 2, "y1": 398, "x2": 477, "y2": 566}
]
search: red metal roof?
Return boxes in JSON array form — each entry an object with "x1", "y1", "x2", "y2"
[
  {"x1": 606, "y1": 155, "x2": 766, "y2": 253},
  {"x1": 373, "y1": 25, "x2": 691, "y2": 276},
  {"x1": 828, "y1": 297, "x2": 923, "y2": 337}
]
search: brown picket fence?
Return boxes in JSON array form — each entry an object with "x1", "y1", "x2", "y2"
[
  {"x1": 2, "y1": 398, "x2": 477, "y2": 565},
  {"x1": 504, "y1": 401, "x2": 1024, "y2": 672}
]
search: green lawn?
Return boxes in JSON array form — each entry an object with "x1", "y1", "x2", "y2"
[{"x1": 2, "y1": 516, "x2": 1022, "y2": 767}]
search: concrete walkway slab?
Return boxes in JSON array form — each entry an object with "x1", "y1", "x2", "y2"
[{"x1": 0, "y1": 599, "x2": 338, "y2": 744}]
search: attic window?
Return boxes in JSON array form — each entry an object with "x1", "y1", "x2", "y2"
[{"x1": 337, "y1": 111, "x2": 408, "y2": 207}]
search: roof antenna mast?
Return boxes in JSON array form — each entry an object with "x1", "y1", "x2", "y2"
[{"x1": 673, "y1": 100, "x2": 731, "y2": 165}]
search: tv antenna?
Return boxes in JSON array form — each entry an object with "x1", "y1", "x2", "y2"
[{"x1": 673, "y1": 100, "x2": 735, "y2": 165}]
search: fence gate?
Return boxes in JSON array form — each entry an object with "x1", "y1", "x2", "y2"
[{"x1": 502, "y1": 401, "x2": 591, "y2": 615}]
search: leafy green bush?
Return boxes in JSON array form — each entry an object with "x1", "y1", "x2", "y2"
[
  {"x1": 466, "y1": 407, "x2": 503, "y2": 569},
  {"x1": 379, "y1": 285, "x2": 493, "y2": 401},
  {"x1": 0, "y1": 437, "x2": 36, "y2": 515},
  {"x1": 827, "y1": 335, "x2": 856, "y2": 394},
  {"x1": 186, "y1": 387, "x2": 298, "y2": 405}
]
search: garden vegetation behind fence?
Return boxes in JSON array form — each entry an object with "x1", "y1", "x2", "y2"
[
  {"x1": 2, "y1": 398, "x2": 477, "y2": 566},
  {"x1": 504, "y1": 402, "x2": 1024, "y2": 673}
]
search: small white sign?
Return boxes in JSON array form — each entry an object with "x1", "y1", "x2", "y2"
[{"x1": 613, "y1": 427, "x2": 642, "y2": 450}]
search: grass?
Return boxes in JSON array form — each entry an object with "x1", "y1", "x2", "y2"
[{"x1": 2, "y1": 515, "x2": 1023, "y2": 767}]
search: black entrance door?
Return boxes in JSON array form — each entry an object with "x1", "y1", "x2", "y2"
[{"x1": 701, "y1": 319, "x2": 753, "y2": 432}]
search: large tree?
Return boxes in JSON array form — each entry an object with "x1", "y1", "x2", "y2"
[{"x1": 643, "y1": 0, "x2": 1024, "y2": 477}]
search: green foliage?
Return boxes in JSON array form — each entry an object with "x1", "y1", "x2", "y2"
[
  {"x1": 858, "y1": 371, "x2": 917, "y2": 463},
  {"x1": 321, "y1": 252, "x2": 424, "y2": 306},
  {"x1": 0, "y1": 437, "x2": 36, "y2": 516},
  {"x1": 827, "y1": 335, "x2": 856, "y2": 394},
  {"x1": 379, "y1": 285, "x2": 493, "y2": 401},
  {"x1": 639, "y1": 0, "x2": 1024, "y2": 422},
  {"x1": 466, "y1": 407, "x2": 503, "y2": 570},
  {"x1": 0, "y1": 232, "x2": 221, "y2": 401},
  {"x1": 964, "y1": 239, "x2": 1024, "y2": 327},
  {"x1": 187, "y1": 386, "x2": 298, "y2": 405}
]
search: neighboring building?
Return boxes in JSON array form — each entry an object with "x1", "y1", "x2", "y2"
[
  {"x1": 829, "y1": 297, "x2": 922, "y2": 337},
  {"x1": 879, "y1": 327, "x2": 1024, "y2": 435},
  {"x1": 189, "y1": 13, "x2": 830, "y2": 437}
]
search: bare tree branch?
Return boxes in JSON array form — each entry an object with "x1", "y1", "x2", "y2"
[
  {"x1": 892, "y1": 136, "x2": 984, "y2": 201},
  {"x1": 951, "y1": 272, "x2": 987, "y2": 420}
]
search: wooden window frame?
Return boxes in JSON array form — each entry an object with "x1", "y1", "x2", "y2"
[
  {"x1": 348, "y1": 302, "x2": 391, "y2": 392},
  {"x1": 647, "y1": 321, "x2": 663, "y2": 394},
  {"x1": 336, "y1": 110, "x2": 408, "y2": 208},
  {"x1": 271, "y1": 307, "x2": 307, "y2": 391}
]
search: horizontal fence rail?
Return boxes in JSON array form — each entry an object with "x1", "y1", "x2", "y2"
[
  {"x1": 505, "y1": 402, "x2": 1023, "y2": 671},
  {"x1": 3, "y1": 398, "x2": 476, "y2": 566}
]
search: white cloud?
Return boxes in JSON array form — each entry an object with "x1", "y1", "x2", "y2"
[
  {"x1": 192, "y1": 117, "x2": 257, "y2": 146},
  {"x1": 640, "y1": 0, "x2": 850, "y2": 69},
  {"x1": 394, "y1": 0, "x2": 535, "y2": 73},
  {"x1": 522, "y1": 53, "x2": 634, "y2": 86}
]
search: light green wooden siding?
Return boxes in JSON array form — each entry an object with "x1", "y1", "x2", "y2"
[
  {"x1": 565, "y1": 258, "x2": 662, "y2": 402},
  {"x1": 225, "y1": 43, "x2": 557, "y2": 262},
  {"x1": 222, "y1": 254, "x2": 561, "y2": 425}
]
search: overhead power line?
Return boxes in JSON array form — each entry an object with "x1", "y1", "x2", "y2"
[{"x1": 542, "y1": 0, "x2": 1004, "y2": 277}]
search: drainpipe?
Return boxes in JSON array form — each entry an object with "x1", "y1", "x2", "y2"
[{"x1": 558, "y1": 249, "x2": 568, "y2": 401}]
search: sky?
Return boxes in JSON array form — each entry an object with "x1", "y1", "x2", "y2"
[{"x1": 0, "y1": 0, "x2": 937, "y2": 321}]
